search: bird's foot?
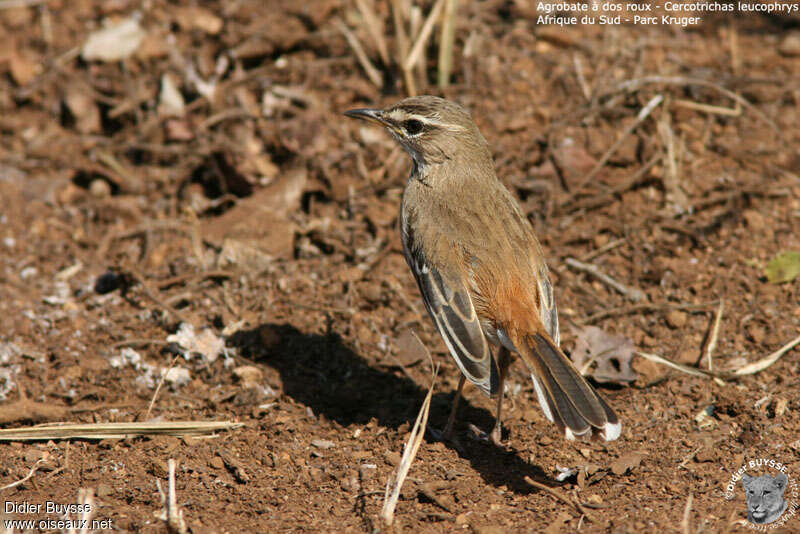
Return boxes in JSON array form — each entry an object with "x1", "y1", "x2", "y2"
[{"x1": 467, "y1": 424, "x2": 506, "y2": 447}]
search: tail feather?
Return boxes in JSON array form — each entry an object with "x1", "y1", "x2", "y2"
[{"x1": 517, "y1": 332, "x2": 621, "y2": 442}]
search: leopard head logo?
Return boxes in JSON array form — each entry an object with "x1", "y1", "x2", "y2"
[{"x1": 742, "y1": 473, "x2": 788, "y2": 524}]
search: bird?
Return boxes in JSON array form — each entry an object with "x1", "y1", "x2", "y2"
[{"x1": 345, "y1": 96, "x2": 620, "y2": 445}]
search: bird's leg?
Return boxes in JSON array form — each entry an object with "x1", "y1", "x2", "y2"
[
  {"x1": 442, "y1": 374, "x2": 466, "y2": 440},
  {"x1": 490, "y1": 347, "x2": 512, "y2": 446}
]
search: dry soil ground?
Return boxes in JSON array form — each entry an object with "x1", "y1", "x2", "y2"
[{"x1": 1, "y1": 1, "x2": 800, "y2": 532}]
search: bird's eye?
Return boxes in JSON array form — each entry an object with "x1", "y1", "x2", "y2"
[{"x1": 403, "y1": 119, "x2": 424, "y2": 135}]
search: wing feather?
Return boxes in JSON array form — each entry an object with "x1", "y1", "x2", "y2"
[{"x1": 404, "y1": 235, "x2": 498, "y2": 396}]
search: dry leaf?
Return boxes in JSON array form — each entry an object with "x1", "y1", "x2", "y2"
[
  {"x1": 765, "y1": 251, "x2": 800, "y2": 284},
  {"x1": 82, "y1": 16, "x2": 146, "y2": 62},
  {"x1": 610, "y1": 452, "x2": 645, "y2": 475},
  {"x1": 571, "y1": 326, "x2": 638, "y2": 384}
]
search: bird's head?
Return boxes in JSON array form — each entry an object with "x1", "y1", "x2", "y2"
[{"x1": 345, "y1": 95, "x2": 489, "y2": 173}]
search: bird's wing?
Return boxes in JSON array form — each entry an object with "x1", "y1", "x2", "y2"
[
  {"x1": 534, "y1": 260, "x2": 560, "y2": 345},
  {"x1": 405, "y1": 244, "x2": 498, "y2": 397}
]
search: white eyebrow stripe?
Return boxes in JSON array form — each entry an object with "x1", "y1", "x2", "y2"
[{"x1": 387, "y1": 110, "x2": 467, "y2": 132}]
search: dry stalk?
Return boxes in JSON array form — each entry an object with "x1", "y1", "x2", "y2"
[
  {"x1": 404, "y1": 0, "x2": 445, "y2": 71},
  {"x1": 156, "y1": 459, "x2": 188, "y2": 534},
  {"x1": 437, "y1": 0, "x2": 458, "y2": 88},
  {"x1": 0, "y1": 458, "x2": 47, "y2": 491},
  {"x1": 565, "y1": 257, "x2": 646, "y2": 302},
  {"x1": 0, "y1": 421, "x2": 244, "y2": 442},
  {"x1": 704, "y1": 299, "x2": 725, "y2": 386},
  {"x1": 636, "y1": 331, "x2": 800, "y2": 382},
  {"x1": 380, "y1": 332, "x2": 439, "y2": 526},
  {"x1": 568, "y1": 94, "x2": 663, "y2": 198},
  {"x1": 355, "y1": 0, "x2": 390, "y2": 67},
  {"x1": 337, "y1": 18, "x2": 383, "y2": 88}
]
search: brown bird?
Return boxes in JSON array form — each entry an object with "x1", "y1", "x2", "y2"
[{"x1": 345, "y1": 96, "x2": 620, "y2": 445}]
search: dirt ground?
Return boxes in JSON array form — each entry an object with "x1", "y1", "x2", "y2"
[{"x1": 1, "y1": 1, "x2": 800, "y2": 532}]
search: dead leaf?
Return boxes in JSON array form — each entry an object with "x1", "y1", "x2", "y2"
[
  {"x1": 174, "y1": 6, "x2": 224, "y2": 35},
  {"x1": 64, "y1": 85, "x2": 101, "y2": 134},
  {"x1": 571, "y1": 326, "x2": 638, "y2": 384},
  {"x1": 158, "y1": 74, "x2": 185, "y2": 117},
  {"x1": 202, "y1": 169, "x2": 307, "y2": 271},
  {"x1": 765, "y1": 251, "x2": 800, "y2": 284},
  {"x1": 610, "y1": 452, "x2": 645, "y2": 475},
  {"x1": 82, "y1": 16, "x2": 146, "y2": 62}
]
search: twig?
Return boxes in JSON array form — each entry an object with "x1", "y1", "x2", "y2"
[
  {"x1": 144, "y1": 355, "x2": 181, "y2": 421},
  {"x1": 391, "y1": 0, "x2": 415, "y2": 95},
  {"x1": 658, "y1": 111, "x2": 688, "y2": 213},
  {"x1": 563, "y1": 153, "x2": 662, "y2": 213},
  {"x1": 731, "y1": 333, "x2": 800, "y2": 376},
  {"x1": 566, "y1": 257, "x2": 646, "y2": 302},
  {"x1": 635, "y1": 351, "x2": 717, "y2": 380},
  {"x1": 156, "y1": 459, "x2": 188, "y2": 534},
  {"x1": 404, "y1": 0, "x2": 445, "y2": 71},
  {"x1": 130, "y1": 267, "x2": 195, "y2": 326},
  {"x1": 637, "y1": 333, "x2": 800, "y2": 381},
  {"x1": 524, "y1": 476, "x2": 594, "y2": 520},
  {"x1": 614, "y1": 76, "x2": 780, "y2": 137},
  {"x1": 567, "y1": 94, "x2": 663, "y2": 199},
  {"x1": 0, "y1": 458, "x2": 47, "y2": 491},
  {"x1": 674, "y1": 99, "x2": 740, "y2": 117},
  {"x1": 577, "y1": 301, "x2": 715, "y2": 325},
  {"x1": 578, "y1": 238, "x2": 626, "y2": 262},
  {"x1": 381, "y1": 333, "x2": 439, "y2": 526},
  {"x1": 437, "y1": 0, "x2": 458, "y2": 88},
  {"x1": 681, "y1": 492, "x2": 693, "y2": 534},
  {"x1": 355, "y1": 0, "x2": 390, "y2": 67},
  {"x1": 573, "y1": 53, "x2": 591, "y2": 102},
  {"x1": 337, "y1": 18, "x2": 383, "y2": 88},
  {"x1": 704, "y1": 299, "x2": 725, "y2": 386}
]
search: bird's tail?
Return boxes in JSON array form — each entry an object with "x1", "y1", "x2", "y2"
[{"x1": 513, "y1": 331, "x2": 621, "y2": 442}]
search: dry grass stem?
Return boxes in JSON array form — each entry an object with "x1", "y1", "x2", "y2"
[
  {"x1": 579, "y1": 238, "x2": 625, "y2": 262},
  {"x1": 570, "y1": 94, "x2": 663, "y2": 197},
  {"x1": 437, "y1": 0, "x2": 458, "y2": 88},
  {"x1": 355, "y1": 0, "x2": 390, "y2": 67},
  {"x1": 524, "y1": 476, "x2": 594, "y2": 520},
  {"x1": 65, "y1": 489, "x2": 96, "y2": 534},
  {"x1": 565, "y1": 257, "x2": 646, "y2": 302},
  {"x1": 404, "y1": 0, "x2": 445, "y2": 71},
  {"x1": 144, "y1": 354, "x2": 181, "y2": 421},
  {"x1": 658, "y1": 111, "x2": 688, "y2": 212},
  {"x1": 0, "y1": 421, "x2": 244, "y2": 442},
  {"x1": 381, "y1": 332, "x2": 439, "y2": 526},
  {"x1": 156, "y1": 459, "x2": 188, "y2": 534},
  {"x1": 336, "y1": 18, "x2": 383, "y2": 88},
  {"x1": 578, "y1": 300, "x2": 716, "y2": 324},
  {"x1": 681, "y1": 492, "x2": 693, "y2": 534},
  {"x1": 637, "y1": 332, "x2": 800, "y2": 381},
  {"x1": 615, "y1": 76, "x2": 779, "y2": 136},
  {"x1": 0, "y1": 458, "x2": 47, "y2": 491},
  {"x1": 573, "y1": 53, "x2": 591, "y2": 101},
  {"x1": 674, "y1": 99, "x2": 740, "y2": 117},
  {"x1": 731, "y1": 333, "x2": 800, "y2": 376},
  {"x1": 705, "y1": 299, "x2": 726, "y2": 386}
]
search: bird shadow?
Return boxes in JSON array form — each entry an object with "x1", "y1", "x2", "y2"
[{"x1": 227, "y1": 322, "x2": 552, "y2": 493}]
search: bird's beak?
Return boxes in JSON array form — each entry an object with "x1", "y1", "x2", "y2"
[{"x1": 344, "y1": 108, "x2": 387, "y2": 125}]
